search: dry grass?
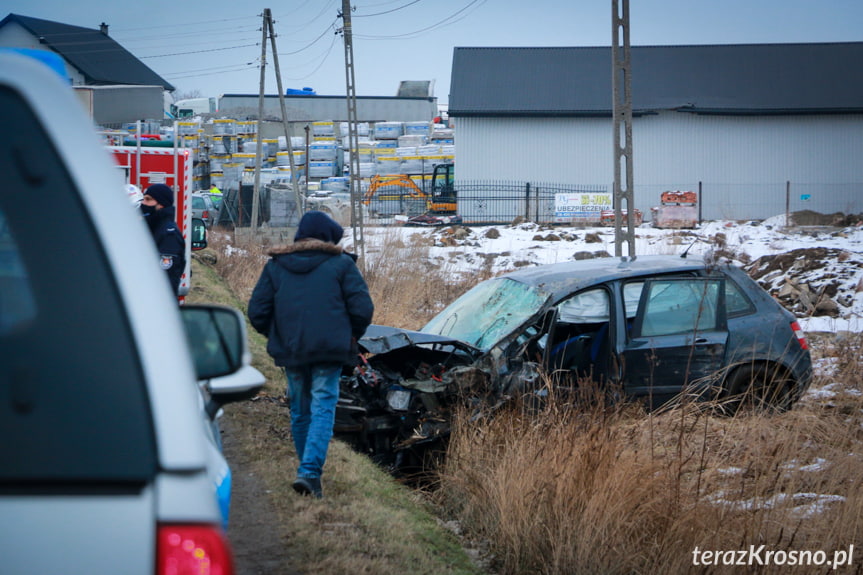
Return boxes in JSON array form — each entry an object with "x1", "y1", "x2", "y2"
[{"x1": 438, "y1": 371, "x2": 863, "y2": 574}]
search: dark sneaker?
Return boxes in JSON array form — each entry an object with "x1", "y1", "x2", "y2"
[{"x1": 292, "y1": 476, "x2": 323, "y2": 499}]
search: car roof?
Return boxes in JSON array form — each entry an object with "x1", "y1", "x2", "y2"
[{"x1": 501, "y1": 255, "x2": 710, "y2": 301}]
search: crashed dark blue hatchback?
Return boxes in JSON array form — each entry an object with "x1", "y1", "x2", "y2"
[{"x1": 336, "y1": 255, "x2": 813, "y2": 472}]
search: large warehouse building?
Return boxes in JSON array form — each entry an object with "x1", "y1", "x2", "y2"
[{"x1": 448, "y1": 43, "x2": 863, "y2": 221}]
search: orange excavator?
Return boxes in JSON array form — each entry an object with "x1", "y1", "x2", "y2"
[{"x1": 362, "y1": 163, "x2": 457, "y2": 216}]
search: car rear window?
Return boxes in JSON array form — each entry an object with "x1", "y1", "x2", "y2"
[
  {"x1": 193, "y1": 196, "x2": 205, "y2": 209},
  {"x1": 0, "y1": 86, "x2": 156, "y2": 490}
]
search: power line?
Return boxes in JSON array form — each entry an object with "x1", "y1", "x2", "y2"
[
  {"x1": 275, "y1": 19, "x2": 339, "y2": 56},
  {"x1": 353, "y1": 0, "x2": 486, "y2": 40},
  {"x1": 353, "y1": 0, "x2": 423, "y2": 18},
  {"x1": 139, "y1": 43, "x2": 259, "y2": 59},
  {"x1": 162, "y1": 63, "x2": 257, "y2": 81},
  {"x1": 112, "y1": 14, "x2": 259, "y2": 33}
]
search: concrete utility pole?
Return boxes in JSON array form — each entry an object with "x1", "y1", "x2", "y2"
[
  {"x1": 265, "y1": 9, "x2": 304, "y2": 221},
  {"x1": 250, "y1": 11, "x2": 268, "y2": 232},
  {"x1": 339, "y1": 0, "x2": 365, "y2": 265},
  {"x1": 612, "y1": 0, "x2": 636, "y2": 257}
]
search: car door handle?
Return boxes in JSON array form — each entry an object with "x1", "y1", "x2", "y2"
[{"x1": 693, "y1": 338, "x2": 709, "y2": 346}]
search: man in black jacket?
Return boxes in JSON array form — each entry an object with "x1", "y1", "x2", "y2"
[
  {"x1": 248, "y1": 211, "x2": 374, "y2": 498},
  {"x1": 141, "y1": 183, "x2": 185, "y2": 297}
]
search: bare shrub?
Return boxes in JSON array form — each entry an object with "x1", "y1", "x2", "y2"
[
  {"x1": 206, "y1": 231, "x2": 269, "y2": 307},
  {"x1": 360, "y1": 227, "x2": 490, "y2": 329}
]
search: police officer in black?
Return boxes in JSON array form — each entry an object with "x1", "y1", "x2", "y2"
[{"x1": 141, "y1": 183, "x2": 185, "y2": 296}]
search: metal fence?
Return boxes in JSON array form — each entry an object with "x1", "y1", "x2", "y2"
[{"x1": 428, "y1": 180, "x2": 863, "y2": 225}]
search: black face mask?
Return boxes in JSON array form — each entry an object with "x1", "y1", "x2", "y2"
[{"x1": 140, "y1": 204, "x2": 157, "y2": 217}]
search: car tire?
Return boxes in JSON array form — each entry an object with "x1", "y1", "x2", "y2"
[{"x1": 723, "y1": 363, "x2": 794, "y2": 414}]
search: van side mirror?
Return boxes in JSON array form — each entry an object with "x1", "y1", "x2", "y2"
[
  {"x1": 181, "y1": 304, "x2": 244, "y2": 380},
  {"x1": 181, "y1": 304, "x2": 265, "y2": 417},
  {"x1": 191, "y1": 217, "x2": 207, "y2": 251}
]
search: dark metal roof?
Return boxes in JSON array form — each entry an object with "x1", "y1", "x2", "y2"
[
  {"x1": 449, "y1": 43, "x2": 863, "y2": 117},
  {"x1": 1, "y1": 13, "x2": 174, "y2": 91}
]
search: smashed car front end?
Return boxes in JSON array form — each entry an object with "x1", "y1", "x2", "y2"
[{"x1": 335, "y1": 278, "x2": 552, "y2": 475}]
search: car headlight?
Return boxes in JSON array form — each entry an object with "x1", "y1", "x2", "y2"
[{"x1": 386, "y1": 388, "x2": 411, "y2": 411}]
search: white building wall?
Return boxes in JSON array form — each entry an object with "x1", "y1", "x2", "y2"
[
  {"x1": 455, "y1": 113, "x2": 863, "y2": 220},
  {"x1": 0, "y1": 23, "x2": 85, "y2": 85}
]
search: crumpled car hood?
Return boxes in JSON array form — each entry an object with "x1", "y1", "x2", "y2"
[{"x1": 359, "y1": 324, "x2": 480, "y2": 356}]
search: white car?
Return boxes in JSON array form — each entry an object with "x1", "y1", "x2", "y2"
[{"x1": 0, "y1": 50, "x2": 264, "y2": 574}]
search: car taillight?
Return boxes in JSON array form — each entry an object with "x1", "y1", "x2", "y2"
[
  {"x1": 202, "y1": 210, "x2": 209, "y2": 219},
  {"x1": 157, "y1": 524, "x2": 234, "y2": 575},
  {"x1": 790, "y1": 321, "x2": 808, "y2": 350}
]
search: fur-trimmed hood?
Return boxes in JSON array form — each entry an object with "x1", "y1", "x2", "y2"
[
  {"x1": 268, "y1": 239, "x2": 354, "y2": 275},
  {"x1": 267, "y1": 238, "x2": 343, "y2": 257}
]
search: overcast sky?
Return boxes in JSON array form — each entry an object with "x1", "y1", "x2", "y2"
[{"x1": 5, "y1": 0, "x2": 863, "y2": 104}]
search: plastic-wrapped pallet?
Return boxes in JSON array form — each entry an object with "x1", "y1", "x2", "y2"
[
  {"x1": 312, "y1": 121, "x2": 335, "y2": 137},
  {"x1": 358, "y1": 162, "x2": 376, "y2": 178},
  {"x1": 222, "y1": 162, "x2": 245, "y2": 183},
  {"x1": 309, "y1": 140, "x2": 338, "y2": 161},
  {"x1": 308, "y1": 160, "x2": 337, "y2": 178},
  {"x1": 396, "y1": 146, "x2": 418, "y2": 157},
  {"x1": 430, "y1": 127, "x2": 454, "y2": 141},
  {"x1": 417, "y1": 144, "x2": 442, "y2": 157},
  {"x1": 213, "y1": 118, "x2": 237, "y2": 135},
  {"x1": 277, "y1": 135, "x2": 306, "y2": 150},
  {"x1": 404, "y1": 121, "x2": 431, "y2": 137},
  {"x1": 339, "y1": 121, "x2": 369, "y2": 137},
  {"x1": 321, "y1": 177, "x2": 350, "y2": 193},
  {"x1": 276, "y1": 150, "x2": 306, "y2": 166},
  {"x1": 233, "y1": 152, "x2": 257, "y2": 168},
  {"x1": 210, "y1": 154, "x2": 229, "y2": 172},
  {"x1": 277, "y1": 166, "x2": 305, "y2": 182},
  {"x1": 400, "y1": 156, "x2": 424, "y2": 174},
  {"x1": 375, "y1": 155, "x2": 402, "y2": 176},
  {"x1": 397, "y1": 134, "x2": 427, "y2": 148},
  {"x1": 374, "y1": 139, "x2": 398, "y2": 151},
  {"x1": 373, "y1": 121, "x2": 403, "y2": 140},
  {"x1": 177, "y1": 121, "x2": 199, "y2": 135}
]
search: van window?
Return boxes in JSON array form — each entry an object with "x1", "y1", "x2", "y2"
[{"x1": 0, "y1": 86, "x2": 156, "y2": 489}]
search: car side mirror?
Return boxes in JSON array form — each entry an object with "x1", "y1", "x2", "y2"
[
  {"x1": 191, "y1": 217, "x2": 207, "y2": 251},
  {"x1": 181, "y1": 304, "x2": 265, "y2": 417}
]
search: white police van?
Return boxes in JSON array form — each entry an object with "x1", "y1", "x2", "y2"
[{"x1": 0, "y1": 50, "x2": 264, "y2": 574}]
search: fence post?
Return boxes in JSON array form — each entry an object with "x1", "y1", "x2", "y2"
[
  {"x1": 786, "y1": 181, "x2": 791, "y2": 227},
  {"x1": 698, "y1": 181, "x2": 703, "y2": 224},
  {"x1": 525, "y1": 182, "x2": 531, "y2": 221}
]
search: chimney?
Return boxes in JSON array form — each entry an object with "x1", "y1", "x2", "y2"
[{"x1": 99, "y1": 22, "x2": 109, "y2": 35}]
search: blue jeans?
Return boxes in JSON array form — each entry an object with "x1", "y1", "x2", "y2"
[{"x1": 285, "y1": 364, "x2": 341, "y2": 479}]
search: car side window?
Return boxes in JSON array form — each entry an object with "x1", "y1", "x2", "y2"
[
  {"x1": 636, "y1": 278, "x2": 723, "y2": 337},
  {"x1": 622, "y1": 281, "x2": 644, "y2": 319},
  {"x1": 0, "y1": 85, "x2": 156, "y2": 486},
  {"x1": 725, "y1": 277, "x2": 756, "y2": 317},
  {"x1": 0, "y1": 209, "x2": 37, "y2": 336}
]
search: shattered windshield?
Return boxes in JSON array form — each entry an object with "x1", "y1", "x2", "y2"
[{"x1": 422, "y1": 277, "x2": 548, "y2": 351}]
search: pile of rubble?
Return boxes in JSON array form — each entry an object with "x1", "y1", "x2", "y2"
[{"x1": 746, "y1": 247, "x2": 863, "y2": 319}]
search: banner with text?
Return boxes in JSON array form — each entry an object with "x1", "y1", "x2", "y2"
[{"x1": 554, "y1": 192, "x2": 612, "y2": 223}]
